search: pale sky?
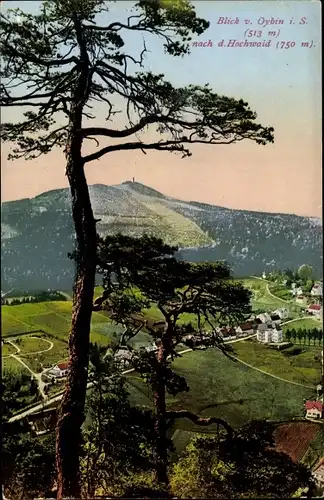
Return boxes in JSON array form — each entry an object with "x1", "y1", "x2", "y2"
[{"x1": 1, "y1": 1, "x2": 322, "y2": 217}]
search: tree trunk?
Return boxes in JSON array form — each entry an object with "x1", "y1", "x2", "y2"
[
  {"x1": 55, "y1": 156, "x2": 97, "y2": 499},
  {"x1": 153, "y1": 368, "x2": 168, "y2": 485},
  {"x1": 55, "y1": 15, "x2": 95, "y2": 499},
  {"x1": 152, "y1": 324, "x2": 173, "y2": 485}
]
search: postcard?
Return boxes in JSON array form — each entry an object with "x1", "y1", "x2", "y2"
[{"x1": 1, "y1": 1, "x2": 322, "y2": 499}]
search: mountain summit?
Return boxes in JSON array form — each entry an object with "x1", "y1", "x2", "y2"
[{"x1": 1, "y1": 182, "x2": 322, "y2": 290}]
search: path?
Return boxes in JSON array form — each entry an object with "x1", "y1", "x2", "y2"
[
  {"x1": 282, "y1": 317, "x2": 315, "y2": 326},
  {"x1": 27, "y1": 336, "x2": 53, "y2": 355},
  {"x1": 10, "y1": 354, "x2": 48, "y2": 399},
  {"x1": 7, "y1": 339, "x2": 21, "y2": 353},
  {"x1": 3, "y1": 337, "x2": 53, "y2": 359},
  {"x1": 6, "y1": 337, "x2": 55, "y2": 401},
  {"x1": 230, "y1": 355, "x2": 314, "y2": 390},
  {"x1": 266, "y1": 283, "x2": 290, "y2": 304}
]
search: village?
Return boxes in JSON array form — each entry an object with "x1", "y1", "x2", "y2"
[{"x1": 4, "y1": 273, "x2": 324, "y2": 495}]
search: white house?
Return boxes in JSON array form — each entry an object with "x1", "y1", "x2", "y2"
[
  {"x1": 257, "y1": 312, "x2": 272, "y2": 324},
  {"x1": 311, "y1": 283, "x2": 323, "y2": 297},
  {"x1": 145, "y1": 343, "x2": 158, "y2": 352},
  {"x1": 305, "y1": 401, "x2": 323, "y2": 419},
  {"x1": 271, "y1": 327, "x2": 283, "y2": 343},
  {"x1": 296, "y1": 295, "x2": 307, "y2": 305},
  {"x1": 256, "y1": 323, "x2": 283, "y2": 343},
  {"x1": 273, "y1": 308, "x2": 289, "y2": 320},
  {"x1": 114, "y1": 349, "x2": 132, "y2": 368},
  {"x1": 235, "y1": 322, "x2": 254, "y2": 337},
  {"x1": 48, "y1": 361, "x2": 69, "y2": 378},
  {"x1": 307, "y1": 304, "x2": 322, "y2": 316}
]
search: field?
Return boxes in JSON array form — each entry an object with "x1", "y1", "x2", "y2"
[
  {"x1": 233, "y1": 339, "x2": 321, "y2": 386},
  {"x1": 126, "y1": 347, "x2": 315, "y2": 454},
  {"x1": 2, "y1": 301, "x2": 121, "y2": 344},
  {"x1": 239, "y1": 278, "x2": 303, "y2": 317},
  {"x1": 268, "y1": 283, "x2": 294, "y2": 301},
  {"x1": 274, "y1": 422, "x2": 321, "y2": 462},
  {"x1": 282, "y1": 318, "x2": 322, "y2": 332},
  {"x1": 239, "y1": 278, "x2": 286, "y2": 310},
  {"x1": 2, "y1": 283, "x2": 321, "y2": 450}
]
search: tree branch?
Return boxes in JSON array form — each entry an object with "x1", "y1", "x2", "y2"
[{"x1": 166, "y1": 410, "x2": 233, "y2": 440}]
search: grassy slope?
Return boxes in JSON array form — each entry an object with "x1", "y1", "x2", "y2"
[
  {"x1": 126, "y1": 347, "x2": 315, "y2": 454},
  {"x1": 2, "y1": 301, "x2": 112, "y2": 343},
  {"x1": 233, "y1": 339, "x2": 321, "y2": 386},
  {"x1": 282, "y1": 318, "x2": 322, "y2": 331},
  {"x1": 239, "y1": 278, "x2": 303, "y2": 316},
  {"x1": 140, "y1": 200, "x2": 213, "y2": 247}
]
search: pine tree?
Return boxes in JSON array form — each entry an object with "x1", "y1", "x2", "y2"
[{"x1": 96, "y1": 234, "x2": 251, "y2": 484}]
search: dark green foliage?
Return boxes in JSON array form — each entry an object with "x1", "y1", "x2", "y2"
[
  {"x1": 2, "y1": 369, "x2": 41, "y2": 417},
  {"x1": 2, "y1": 373, "x2": 56, "y2": 500},
  {"x1": 3, "y1": 433, "x2": 56, "y2": 500},
  {"x1": 170, "y1": 420, "x2": 314, "y2": 498},
  {"x1": 5, "y1": 290, "x2": 67, "y2": 305},
  {"x1": 82, "y1": 343, "x2": 156, "y2": 496},
  {"x1": 285, "y1": 328, "x2": 323, "y2": 346}
]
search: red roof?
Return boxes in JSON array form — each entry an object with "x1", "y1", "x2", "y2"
[
  {"x1": 57, "y1": 362, "x2": 69, "y2": 371},
  {"x1": 238, "y1": 322, "x2": 253, "y2": 331},
  {"x1": 308, "y1": 304, "x2": 322, "y2": 310},
  {"x1": 305, "y1": 401, "x2": 323, "y2": 411}
]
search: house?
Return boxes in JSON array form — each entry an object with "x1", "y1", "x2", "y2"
[
  {"x1": 257, "y1": 312, "x2": 272, "y2": 324},
  {"x1": 296, "y1": 295, "x2": 307, "y2": 305},
  {"x1": 311, "y1": 283, "x2": 323, "y2": 297},
  {"x1": 218, "y1": 327, "x2": 236, "y2": 340},
  {"x1": 271, "y1": 327, "x2": 283, "y2": 343},
  {"x1": 27, "y1": 408, "x2": 57, "y2": 436},
  {"x1": 313, "y1": 458, "x2": 324, "y2": 488},
  {"x1": 257, "y1": 324, "x2": 272, "y2": 343},
  {"x1": 236, "y1": 322, "x2": 254, "y2": 337},
  {"x1": 257, "y1": 323, "x2": 283, "y2": 343},
  {"x1": 307, "y1": 304, "x2": 322, "y2": 316},
  {"x1": 270, "y1": 313, "x2": 281, "y2": 325},
  {"x1": 114, "y1": 349, "x2": 132, "y2": 368},
  {"x1": 47, "y1": 361, "x2": 69, "y2": 378},
  {"x1": 273, "y1": 308, "x2": 289, "y2": 320},
  {"x1": 304, "y1": 401, "x2": 323, "y2": 419}
]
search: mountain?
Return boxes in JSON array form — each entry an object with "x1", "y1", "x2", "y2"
[{"x1": 1, "y1": 181, "x2": 322, "y2": 291}]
